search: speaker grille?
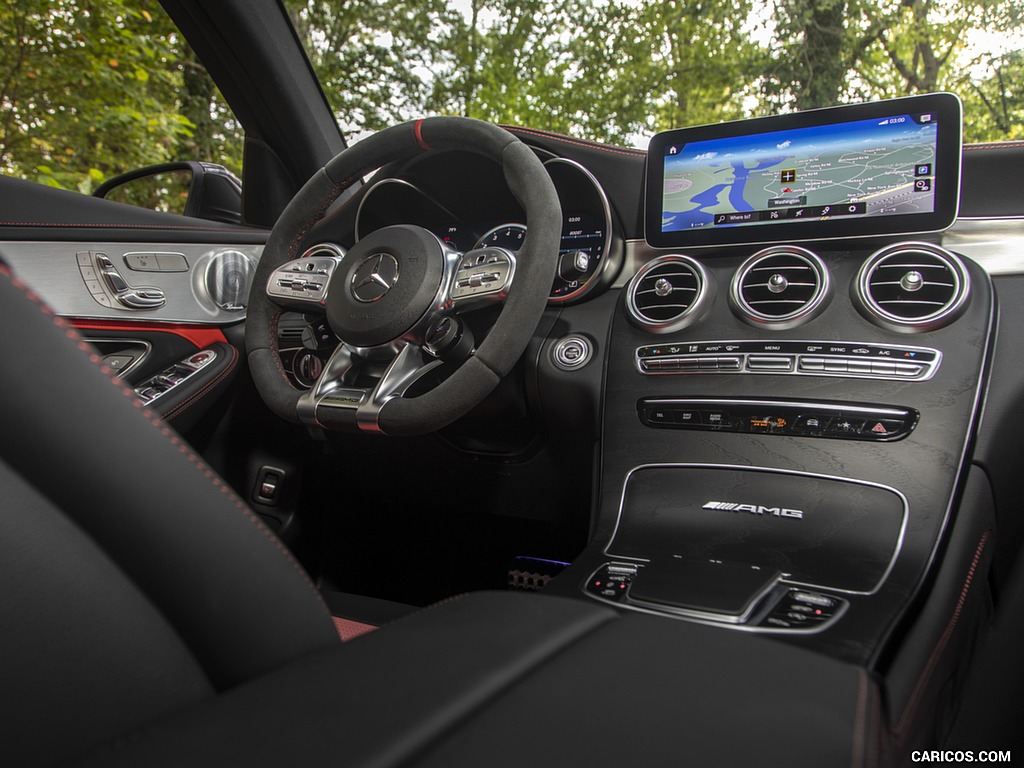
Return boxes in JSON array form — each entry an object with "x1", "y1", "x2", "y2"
[{"x1": 204, "y1": 249, "x2": 255, "y2": 312}]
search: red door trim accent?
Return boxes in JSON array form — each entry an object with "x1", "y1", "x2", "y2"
[{"x1": 70, "y1": 319, "x2": 227, "y2": 349}]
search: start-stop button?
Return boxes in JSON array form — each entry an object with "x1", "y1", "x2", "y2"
[{"x1": 552, "y1": 336, "x2": 593, "y2": 371}]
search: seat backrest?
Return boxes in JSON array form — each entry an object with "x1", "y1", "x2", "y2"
[{"x1": 0, "y1": 263, "x2": 339, "y2": 764}]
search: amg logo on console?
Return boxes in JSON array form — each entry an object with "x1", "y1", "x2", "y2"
[{"x1": 702, "y1": 501, "x2": 804, "y2": 519}]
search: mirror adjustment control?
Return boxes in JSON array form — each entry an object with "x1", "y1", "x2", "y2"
[{"x1": 182, "y1": 350, "x2": 215, "y2": 370}]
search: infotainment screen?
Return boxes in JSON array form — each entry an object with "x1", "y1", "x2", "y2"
[{"x1": 644, "y1": 93, "x2": 962, "y2": 248}]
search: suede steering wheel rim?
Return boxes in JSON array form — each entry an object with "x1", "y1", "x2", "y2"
[{"x1": 246, "y1": 117, "x2": 562, "y2": 436}]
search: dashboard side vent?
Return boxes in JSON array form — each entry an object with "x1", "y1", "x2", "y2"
[
  {"x1": 730, "y1": 246, "x2": 829, "y2": 328},
  {"x1": 626, "y1": 255, "x2": 710, "y2": 333},
  {"x1": 855, "y1": 243, "x2": 970, "y2": 332}
]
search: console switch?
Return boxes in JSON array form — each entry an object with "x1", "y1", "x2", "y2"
[
  {"x1": 253, "y1": 466, "x2": 285, "y2": 506},
  {"x1": 638, "y1": 398, "x2": 918, "y2": 442},
  {"x1": 585, "y1": 562, "x2": 636, "y2": 602},
  {"x1": 758, "y1": 589, "x2": 845, "y2": 630},
  {"x1": 133, "y1": 349, "x2": 218, "y2": 404}
]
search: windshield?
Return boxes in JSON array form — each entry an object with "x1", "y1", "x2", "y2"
[
  {"x1": 2, "y1": 0, "x2": 1021, "y2": 199},
  {"x1": 286, "y1": 0, "x2": 1024, "y2": 146}
]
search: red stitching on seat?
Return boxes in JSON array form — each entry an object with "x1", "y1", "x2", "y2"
[
  {"x1": 0, "y1": 268, "x2": 327, "y2": 610},
  {"x1": 894, "y1": 527, "x2": 993, "y2": 736}
]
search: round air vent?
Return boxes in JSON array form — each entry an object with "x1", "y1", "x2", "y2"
[
  {"x1": 730, "y1": 246, "x2": 829, "y2": 329},
  {"x1": 204, "y1": 249, "x2": 256, "y2": 312},
  {"x1": 625, "y1": 254, "x2": 710, "y2": 333},
  {"x1": 854, "y1": 242, "x2": 970, "y2": 332}
]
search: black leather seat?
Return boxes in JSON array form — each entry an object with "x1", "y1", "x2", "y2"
[{"x1": 0, "y1": 261, "x2": 873, "y2": 767}]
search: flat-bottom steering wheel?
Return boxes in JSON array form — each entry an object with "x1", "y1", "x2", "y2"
[{"x1": 246, "y1": 117, "x2": 561, "y2": 436}]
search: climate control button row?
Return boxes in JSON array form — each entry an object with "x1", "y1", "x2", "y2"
[{"x1": 636, "y1": 339, "x2": 939, "y2": 381}]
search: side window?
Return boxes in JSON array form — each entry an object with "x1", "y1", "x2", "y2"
[{"x1": 0, "y1": 0, "x2": 242, "y2": 212}]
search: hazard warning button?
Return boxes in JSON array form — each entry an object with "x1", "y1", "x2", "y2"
[{"x1": 866, "y1": 420, "x2": 903, "y2": 437}]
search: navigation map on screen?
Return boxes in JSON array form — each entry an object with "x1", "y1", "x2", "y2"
[{"x1": 661, "y1": 112, "x2": 939, "y2": 234}]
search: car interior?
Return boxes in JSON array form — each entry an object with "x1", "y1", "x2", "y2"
[{"x1": 2, "y1": 1, "x2": 1023, "y2": 765}]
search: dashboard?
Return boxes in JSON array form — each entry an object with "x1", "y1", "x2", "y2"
[{"x1": 308, "y1": 99, "x2": 1003, "y2": 672}]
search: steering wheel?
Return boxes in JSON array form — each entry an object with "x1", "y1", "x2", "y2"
[{"x1": 245, "y1": 117, "x2": 561, "y2": 436}]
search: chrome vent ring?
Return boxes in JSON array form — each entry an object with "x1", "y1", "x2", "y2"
[
  {"x1": 730, "y1": 246, "x2": 829, "y2": 329},
  {"x1": 626, "y1": 254, "x2": 710, "y2": 333},
  {"x1": 854, "y1": 242, "x2": 970, "y2": 332}
]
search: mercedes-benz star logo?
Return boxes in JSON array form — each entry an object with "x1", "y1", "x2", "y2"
[{"x1": 351, "y1": 253, "x2": 400, "y2": 303}]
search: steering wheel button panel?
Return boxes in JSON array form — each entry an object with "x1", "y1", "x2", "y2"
[
  {"x1": 267, "y1": 255, "x2": 344, "y2": 308},
  {"x1": 450, "y1": 248, "x2": 514, "y2": 302}
]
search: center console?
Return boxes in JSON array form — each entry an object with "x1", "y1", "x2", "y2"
[
  {"x1": 546, "y1": 97, "x2": 995, "y2": 698},
  {"x1": 550, "y1": 236, "x2": 993, "y2": 660}
]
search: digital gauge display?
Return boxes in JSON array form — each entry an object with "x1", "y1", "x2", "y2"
[
  {"x1": 354, "y1": 155, "x2": 620, "y2": 304},
  {"x1": 474, "y1": 224, "x2": 527, "y2": 250},
  {"x1": 471, "y1": 216, "x2": 607, "y2": 301},
  {"x1": 544, "y1": 157, "x2": 616, "y2": 303},
  {"x1": 550, "y1": 213, "x2": 607, "y2": 300}
]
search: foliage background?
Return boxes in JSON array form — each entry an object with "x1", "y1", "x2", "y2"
[{"x1": 2, "y1": 0, "x2": 1022, "y2": 194}]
